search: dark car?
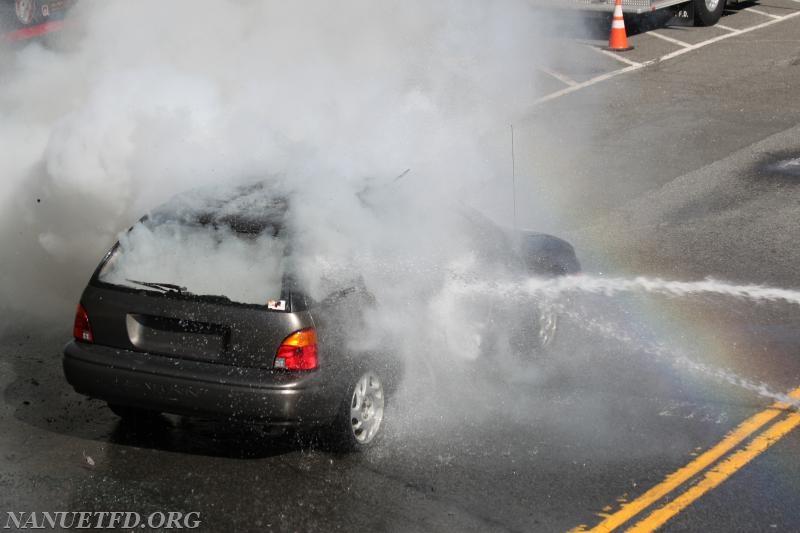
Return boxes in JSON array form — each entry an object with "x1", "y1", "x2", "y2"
[
  {"x1": 63, "y1": 182, "x2": 580, "y2": 450},
  {"x1": 2, "y1": 0, "x2": 74, "y2": 28}
]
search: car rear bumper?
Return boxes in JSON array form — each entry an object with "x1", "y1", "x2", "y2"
[{"x1": 63, "y1": 341, "x2": 341, "y2": 424}]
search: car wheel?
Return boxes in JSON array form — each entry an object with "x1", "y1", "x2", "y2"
[
  {"x1": 14, "y1": 0, "x2": 38, "y2": 26},
  {"x1": 509, "y1": 300, "x2": 559, "y2": 359},
  {"x1": 534, "y1": 303, "x2": 558, "y2": 350},
  {"x1": 694, "y1": 0, "x2": 725, "y2": 26},
  {"x1": 107, "y1": 402, "x2": 161, "y2": 420},
  {"x1": 331, "y1": 371, "x2": 385, "y2": 451}
]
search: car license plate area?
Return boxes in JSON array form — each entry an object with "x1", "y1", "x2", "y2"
[{"x1": 126, "y1": 314, "x2": 228, "y2": 361}]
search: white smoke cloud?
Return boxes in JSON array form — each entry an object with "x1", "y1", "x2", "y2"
[
  {"x1": 1, "y1": 0, "x2": 577, "y2": 327},
  {"x1": 6, "y1": 2, "x2": 788, "y2": 434},
  {"x1": 0, "y1": 2, "x2": 602, "y2": 434}
]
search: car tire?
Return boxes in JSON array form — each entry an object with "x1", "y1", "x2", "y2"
[
  {"x1": 107, "y1": 402, "x2": 161, "y2": 421},
  {"x1": 508, "y1": 300, "x2": 559, "y2": 360},
  {"x1": 532, "y1": 302, "x2": 559, "y2": 352},
  {"x1": 694, "y1": 0, "x2": 725, "y2": 26},
  {"x1": 13, "y1": 0, "x2": 39, "y2": 26},
  {"x1": 329, "y1": 371, "x2": 385, "y2": 452}
]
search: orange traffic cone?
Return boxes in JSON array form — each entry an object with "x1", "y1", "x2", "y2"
[{"x1": 606, "y1": 0, "x2": 633, "y2": 52}]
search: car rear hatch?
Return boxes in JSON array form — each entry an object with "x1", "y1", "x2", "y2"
[
  {"x1": 82, "y1": 189, "x2": 313, "y2": 368},
  {"x1": 80, "y1": 283, "x2": 309, "y2": 368}
]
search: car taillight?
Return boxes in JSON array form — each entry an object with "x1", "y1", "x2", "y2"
[
  {"x1": 73, "y1": 303, "x2": 94, "y2": 343},
  {"x1": 274, "y1": 328, "x2": 318, "y2": 370}
]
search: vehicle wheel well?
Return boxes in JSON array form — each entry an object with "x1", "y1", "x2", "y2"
[
  {"x1": 517, "y1": 232, "x2": 581, "y2": 276},
  {"x1": 693, "y1": 0, "x2": 726, "y2": 27}
]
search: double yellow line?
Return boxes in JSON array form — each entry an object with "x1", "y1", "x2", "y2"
[{"x1": 572, "y1": 388, "x2": 800, "y2": 533}]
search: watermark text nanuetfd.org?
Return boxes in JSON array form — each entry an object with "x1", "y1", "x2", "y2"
[{"x1": 4, "y1": 511, "x2": 201, "y2": 529}]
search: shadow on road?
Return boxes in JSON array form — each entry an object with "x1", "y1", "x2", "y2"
[
  {"x1": 106, "y1": 416, "x2": 315, "y2": 459},
  {"x1": 1, "y1": 327, "x2": 334, "y2": 460},
  {"x1": 548, "y1": 1, "x2": 764, "y2": 40}
]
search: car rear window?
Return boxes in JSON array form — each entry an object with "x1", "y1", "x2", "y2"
[{"x1": 97, "y1": 217, "x2": 287, "y2": 306}]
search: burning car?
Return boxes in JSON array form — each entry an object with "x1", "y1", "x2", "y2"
[
  {"x1": 62, "y1": 181, "x2": 580, "y2": 450},
  {"x1": 2, "y1": 0, "x2": 74, "y2": 28}
]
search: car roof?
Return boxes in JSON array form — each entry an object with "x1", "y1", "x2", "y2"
[{"x1": 148, "y1": 181, "x2": 289, "y2": 236}]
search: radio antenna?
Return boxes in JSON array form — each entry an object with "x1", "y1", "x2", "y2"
[{"x1": 510, "y1": 124, "x2": 518, "y2": 232}]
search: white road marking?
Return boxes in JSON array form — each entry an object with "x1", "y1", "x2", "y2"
[
  {"x1": 714, "y1": 24, "x2": 740, "y2": 33},
  {"x1": 533, "y1": 64, "x2": 644, "y2": 105},
  {"x1": 532, "y1": 10, "x2": 800, "y2": 106},
  {"x1": 539, "y1": 67, "x2": 578, "y2": 87},
  {"x1": 590, "y1": 45, "x2": 643, "y2": 67},
  {"x1": 746, "y1": 8, "x2": 783, "y2": 20},
  {"x1": 659, "y1": 10, "x2": 800, "y2": 62},
  {"x1": 649, "y1": 31, "x2": 692, "y2": 48}
]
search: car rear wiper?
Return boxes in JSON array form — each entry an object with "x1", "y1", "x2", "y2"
[
  {"x1": 125, "y1": 279, "x2": 190, "y2": 294},
  {"x1": 124, "y1": 279, "x2": 233, "y2": 303}
]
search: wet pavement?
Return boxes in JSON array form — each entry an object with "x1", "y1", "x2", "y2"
[
  {"x1": 2, "y1": 5, "x2": 800, "y2": 533},
  {"x1": 2, "y1": 284, "x2": 799, "y2": 532}
]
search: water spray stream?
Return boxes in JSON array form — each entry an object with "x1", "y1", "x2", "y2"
[
  {"x1": 555, "y1": 305, "x2": 800, "y2": 409},
  {"x1": 456, "y1": 275, "x2": 800, "y2": 307},
  {"x1": 438, "y1": 269, "x2": 800, "y2": 408}
]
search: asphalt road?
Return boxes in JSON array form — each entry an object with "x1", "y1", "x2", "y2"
[{"x1": 2, "y1": 6, "x2": 800, "y2": 533}]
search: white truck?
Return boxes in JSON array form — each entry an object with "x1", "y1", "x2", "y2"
[{"x1": 575, "y1": 0, "x2": 743, "y2": 27}]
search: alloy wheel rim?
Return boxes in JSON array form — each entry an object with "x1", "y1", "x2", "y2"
[
  {"x1": 705, "y1": 0, "x2": 720, "y2": 11},
  {"x1": 349, "y1": 372, "x2": 384, "y2": 444},
  {"x1": 537, "y1": 306, "x2": 558, "y2": 347},
  {"x1": 15, "y1": 0, "x2": 36, "y2": 24}
]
